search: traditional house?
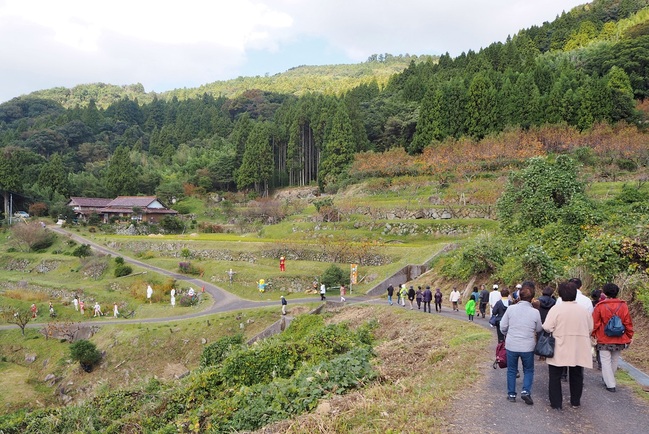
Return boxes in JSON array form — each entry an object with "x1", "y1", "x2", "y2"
[
  {"x1": 67, "y1": 197, "x2": 113, "y2": 220},
  {"x1": 68, "y1": 196, "x2": 178, "y2": 223},
  {"x1": 98, "y1": 196, "x2": 178, "y2": 223}
]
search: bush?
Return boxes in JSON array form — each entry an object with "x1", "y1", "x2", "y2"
[
  {"x1": 115, "y1": 257, "x2": 125, "y2": 265},
  {"x1": 160, "y1": 216, "x2": 185, "y2": 234},
  {"x1": 87, "y1": 213, "x2": 102, "y2": 226},
  {"x1": 114, "y1": 264, "x2": 133, "y2": 277},
  {"x1": 178, "y1": 262, "x2": 203, "y2": 276},
  {"x1": 28, "y1": 202, "x2": 48, "y2": 217},
  {"x1": 521, "y1": 244, "x2": 557, "y2": 284},
  {"x1": 198, "y1": 222, "x2": 225, "y2": 233},
  {"x1": 72, "y1": 244, "x2": 92, "y2": 257},
  {"x1": 441, "y1": 235, "x2": 507, "y2": 280},
  {"x1": 10, "y1": 222, "x2": 57, "y2": 252},
  {"x1": 69, "y1": 339, "x2": 102, "y2": 372},
  {"x1": 179, "y1": 294, "x2": 199, "y2": 307},
  {"x1": 221, "y1": 341, "x2": 304, "y2": 387},
  {"x1": 321, "y1": 264, "x2": 347, "y2": 288},
  {"x1": 200, "y1": 335, "x2": 244, "y2": 368}
]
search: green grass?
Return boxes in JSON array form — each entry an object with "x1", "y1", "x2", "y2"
[{"x1": 0, "y1": 307, "x2": 280, "y2": 413}]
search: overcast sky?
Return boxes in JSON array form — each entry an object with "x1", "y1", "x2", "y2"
[{"x1": 0, "y1": 0, "x2": 587, "y2": 103}]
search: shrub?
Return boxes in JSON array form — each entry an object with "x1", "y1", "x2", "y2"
[
  {"x1": 72, "y1": 244, "x2": 92, "y2": 257},
  {"x1": 321, "y1": 264, "x2": 348, "y2": 288},
  {"x1": 521, "y1": 244, "x2": 557, "y2": 284},
  {"x1": 88, "y1": 213, "x2": 102, "y2": 226},
  {"x1": 200, "y1": 335, "x2": 244, "y2": 368},
  {"x1": 178, "y1": 262, "x2": 203, "y2": 276},
  {"x1": 179, "y1": 295, "x2": 198, "y2": 307},
  {"x1": 578, "y1": 232, "x2": 628, "y2": 284},
  {"x1": 70, "y1": 339, "x2": 102, "y2": 372},
  {"x1": 114, "y1": 257, "x2": 125, "y2": 265},
  {"x1": 10, "y1": 222, "x2": 57, "y2": 252},
  {"x1": 28, "y1": 202, "x2": 48, "y2": 217},
  {"x1": 198, "y1": 222, "x2": 225, "y2": 233},
  {"x1": 114, "y1": 265, "x2": 133, "y2": 277},
  {"x1": 160, "y1": 216, "x2": 185, "y2": 233},
  {"x1": 221, "y1": 341, "x2": 304, "y2": 387},
  {"x1": 441, "y1": 235, "x2": 507, "y2": 280}
]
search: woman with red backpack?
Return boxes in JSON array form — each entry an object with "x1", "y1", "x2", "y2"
[{"x1": 592, "y1": 283, "x2": 634, "y2": 393}]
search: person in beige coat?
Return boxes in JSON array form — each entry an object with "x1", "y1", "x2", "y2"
[{"x1": 542, "y1": 281, "x2": 593, "y2": 410}]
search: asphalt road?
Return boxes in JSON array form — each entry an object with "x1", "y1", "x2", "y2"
[
  {"x1": 1, "y1": 225, "x2": 370, "y2": 329},
  {"x1": 387, "y1": 304, "x2": 649, "y2": 434}
]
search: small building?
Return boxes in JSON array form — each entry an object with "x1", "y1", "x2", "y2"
[
  {"x1": 98, "y1": 196, "x2": 178, "y2": 223},
  {"x1": 67, "y1": 197, "x2": 113, "y2": 220}
]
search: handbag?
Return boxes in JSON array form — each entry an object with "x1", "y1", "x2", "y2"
[
  {"x1": 534, "y1": 331, "x2": 555, "y2": 358},
  {"x1": 489, "y1": 314, "x2": 498, "y2": 326}
]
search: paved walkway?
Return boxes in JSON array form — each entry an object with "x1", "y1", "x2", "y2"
[{"x1": 381, "y1": 304, "x2": 649, "y2": 433}]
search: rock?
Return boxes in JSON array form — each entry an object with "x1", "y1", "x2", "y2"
[
  {"x1": 240, "y1": 323, "x2": 244, "y2": 329},
  {"x1": 315, "y1": 401, "x2": 331, "y2": 415},
  {"x1": 25, "y1": 354, "x2": 36, "y2": 364},
  {"x1": 163, "y1": 363, "x2": 190, "y2": 380},
  {"x1": 201, "y1": 338, "x2": 207, "y2": 345},
  {"x1": 44, "y1": 374, "x2": 56, "y2": 382}
]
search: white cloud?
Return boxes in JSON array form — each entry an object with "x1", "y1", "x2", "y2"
[{"x1": 0, "y1": 0, "x2": 587, "y2": 103}]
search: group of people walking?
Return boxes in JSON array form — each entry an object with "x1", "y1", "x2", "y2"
[
  {"x1": 386, "y1": 277, "x2": 635, "y2": 410},
  {"x1": 493, "y1": 278, "x2": 633, "y2": 410},
  {"x1": 386, "y1": 284, "x2": 443, "y2": 312}
]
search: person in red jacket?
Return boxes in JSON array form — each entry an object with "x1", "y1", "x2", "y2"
[{"x1": 592, "y1": 283, "x2": 634, "y2": 393}]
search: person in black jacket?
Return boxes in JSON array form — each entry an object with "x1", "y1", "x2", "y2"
[
  {"x1": 537, "y1": 286, "x2": 556, "y2": 323},
  {"x1": 387, "y1": 284, "x2": 394, "y2": 306},
  {"x1": 407, "y1": 286, "x2": 416, "y2": 310},
  {"x1": 423, "y1": 286, "x2": 433, "y2": 313},
  {"x1": 479, "y1": 284, "x2": 490, "y2": 318},
  {"x1": 492, "y1": 288, "x2": 510, "y2": 342}
]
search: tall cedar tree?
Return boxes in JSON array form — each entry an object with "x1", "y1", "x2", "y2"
[
  {"x1": 236, "y1": 122, "x2": 273, "y2": 196},
  {"x1": 37, "y1": 153, "x2": 71, "y2": 201},
  {"x1": 104, "y1": 145, "x2": 137, "y2": 197},
  {"x1": 318, "y1": 102, "x2": 356, "y2": 189}
]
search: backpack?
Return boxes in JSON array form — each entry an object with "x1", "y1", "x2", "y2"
[
  {"x1": 493, "y1": 340, "x2": 507, "y2": 369},
  {"x1": 604, "y1": 304, "x2": 625, "y2": 337}
]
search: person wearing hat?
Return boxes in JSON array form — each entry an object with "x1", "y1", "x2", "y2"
[
  {"x1": 489, "y1": 284, "x2": 501, "y2": 317},
  {"x1": 479, "y1": 284, "x2": 490, "y2": 318},
  {"x1": 280, "y1": 295, "x2": 287, "y2": 315},
  {"x1": 511, "y1": 284, "x2": 522, "y2": 305}
]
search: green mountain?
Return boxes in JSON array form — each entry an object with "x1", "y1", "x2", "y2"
[{"x1": 27, "y1": 54, "x2": 430, "y2": 110}]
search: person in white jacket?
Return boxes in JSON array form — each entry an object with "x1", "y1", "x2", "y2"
[
  {"x1": 489, "y1": 284, "x2": 501, "y2": 316},
  {"x1": 449, "y1": 288, "x2": 461, "y2": 311}
]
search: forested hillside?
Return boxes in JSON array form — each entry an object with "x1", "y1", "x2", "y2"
[{"x1": 1, "y1": 0, "x2": 649, "y2": 217}]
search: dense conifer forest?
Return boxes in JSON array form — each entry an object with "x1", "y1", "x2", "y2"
[{"x1": 1, "y1": 0, "x2": 649, "y2": 216}]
